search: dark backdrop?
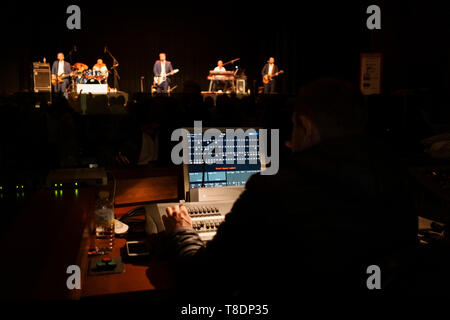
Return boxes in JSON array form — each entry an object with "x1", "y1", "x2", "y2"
[
  {"x1": 0, "y1": 1, "x2": 449, "y2": 95},
  {"x1": 0, "y1": 1, "x2": 371, "y2": 95}
]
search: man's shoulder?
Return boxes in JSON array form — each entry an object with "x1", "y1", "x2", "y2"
[{"x1": 245, "y1": 166, "x2": 296, "y2": 193}]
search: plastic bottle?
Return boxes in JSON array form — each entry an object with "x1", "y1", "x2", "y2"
[{"x1": 94, "y1": 191, "x2": 115, "y2": 255}]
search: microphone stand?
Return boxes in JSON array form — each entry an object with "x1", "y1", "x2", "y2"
[
  {"x1": 68, "y1": 49, "x2": 73, "y2": 64},
  {"x1": 223, "y1": 58, "x2": 240, "y2": 93},
  {"x1": 223, "y1": 57, "x2": 240, "y2": 66},
  {"x1": 68, "y1": 47, "x2": 75, "y2": 94},
  {"x1": 105, "y1": 47, "x2": 120, "y2": 90}
]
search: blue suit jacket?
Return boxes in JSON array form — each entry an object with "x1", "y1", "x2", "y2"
[
  {"x1": 51, "y1": 61, "x2": 72, "y2": 75},
  {"x1": 153, "y1": 60, "x2": 173, "y2": 76}
]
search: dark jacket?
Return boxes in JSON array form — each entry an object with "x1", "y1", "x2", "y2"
[
  {"x1": 261, "y1": 63, "x2": 278, "y2": 76},
  {"x1": 153, "y1": 60, "x2": 173, "y2": 76},
  {"x1": 167, "y1": 136, "x2": 417, "y2": 300},
  {"x1": 51, "y1": 60, "x2": 71, "y2": 75}
]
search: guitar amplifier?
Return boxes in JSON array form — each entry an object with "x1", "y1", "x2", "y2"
[
  {"x1": 236, "y1": 79, "x2": 246, "y2": 94},
  {"x1": 33, "y1": 62, "x2": 51, "y2": 92}
]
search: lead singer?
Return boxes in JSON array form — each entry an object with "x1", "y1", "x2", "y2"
[{"x1": 153, "y1": 52, "x2": 174, "y2": 94}]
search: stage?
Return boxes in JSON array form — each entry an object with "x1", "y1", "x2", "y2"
[
  {"x1": 67, "y1": 91, "x2": 129, "y2": 114},
  {"x1": 201, "y1": 91, "x2": 250, "y2": 106}
]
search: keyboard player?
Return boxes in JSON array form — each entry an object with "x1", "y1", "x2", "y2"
[{"x1": 212, "y1": 60, "x2": 229, "y2": 92}]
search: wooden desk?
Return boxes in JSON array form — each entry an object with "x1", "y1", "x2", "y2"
[
  {"x1": 0, "y1": 187, "x2": 97, "y2": 299},
  {"x1": 81, "y1": 168, "x2": 180, "y2": 298},
  {"x1": 81, "y1": 207, "x2": 174, "y2": 298},
  {"x1": 0, "y1": 166, "x2": 180, "y2": 299}
]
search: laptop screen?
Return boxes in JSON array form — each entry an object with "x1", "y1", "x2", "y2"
[{"x1": 184, "y1": 128, "x2": 262, "y2": 189}]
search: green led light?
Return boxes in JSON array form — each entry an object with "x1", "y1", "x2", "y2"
[
  {"x1": 54, "y1": 183, "x2": 57, "y2": 187},
  {"x1": 16, "y1": 185, "x2": 19, "y2": 189},
  {"x1": 21, "y1": 185, "x2": 24, "y2": 189},
  {"x1": 75, "y1": 182, "x2": 78, "y2": 186},
  {"x1": 74, "y1": 189, "x2": 79, "y2": 197},
  {"x1": 59, "y1": 183, "x2": 63, "y2": 187},
  {"x1": 0, "y1": 186, "x2": 3, "y2": 190}
]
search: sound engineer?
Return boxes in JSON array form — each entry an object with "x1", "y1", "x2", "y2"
[{"x1": 162, "y1": 78, "x2": 417, "y2": 300}]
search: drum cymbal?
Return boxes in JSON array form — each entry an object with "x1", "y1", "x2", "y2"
[{"x1": 72, "y1": 62, "x2": 88, "y2": 71}]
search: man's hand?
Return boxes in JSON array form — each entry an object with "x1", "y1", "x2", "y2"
[{"x1": 163, "y1": 205, "x2": 192, "y2": 234}]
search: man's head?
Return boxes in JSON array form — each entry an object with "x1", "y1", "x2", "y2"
[
  {"x1": 268, "y1": 57, "x2": 275, "y2": 64},
  {"x1": 289, "y1": 78, "x2": 365, "y2": 152},
  {"x1": 57, "y1": 53, "x2": 64, "y2": 61},
  {"x1": 159, "y1": 53, "x2": 166, "y2": 62},
  {"x1": 97, "y1": 59, "x2": 103, "y2": 65},
  {"x1": 217, "y1": 60, "x2": 223, "y2": 68}
]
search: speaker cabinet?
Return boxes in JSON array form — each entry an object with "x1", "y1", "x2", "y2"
[{"x1": 33, "y1": 62, "x2": 51, "y2": 92}]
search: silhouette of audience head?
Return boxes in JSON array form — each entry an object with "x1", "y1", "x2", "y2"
[{"x1": 290, "y1": 78, "x2": 365, "y2": 152}]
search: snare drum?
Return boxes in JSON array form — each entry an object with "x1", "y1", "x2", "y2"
[{"x1": 85, "y1": 69, "x2": 94, "y2": 78}]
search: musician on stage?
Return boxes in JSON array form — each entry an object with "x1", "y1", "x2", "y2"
[
  {"x1": 51, "y1": 52, "x2": 72, "y2": 98},
  {"x1": 92, "y1": 59, "x2": 108, "y2": 84},
  {"x1": 212, "y1": 60, "x2": 228, "y2": 92},
  {"x1": 153, "y1": 53, "x2": 174, "y2": 94},
  {"x1": 261, "y1": 57, "x2": 278, "y2": 94}
]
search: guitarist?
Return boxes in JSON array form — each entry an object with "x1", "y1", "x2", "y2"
[
  {"x1": 51, "y1": 52, "x2": 72, "y2": 98},
  {"x1": 153, "y1": 52, "x2": 174, "y2": 94},
  {"x1": 261, "y1": 57, "x2": 278, "y2": 94}
]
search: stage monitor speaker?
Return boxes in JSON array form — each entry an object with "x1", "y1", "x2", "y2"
[
  {"x1": 236, "y1": 79, "x2": 246, "y2": 94},
  {"x1": 33, "y1": 62, "x2": 51, "y2": 92}
]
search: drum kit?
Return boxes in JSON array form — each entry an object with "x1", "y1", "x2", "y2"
[{"x1": 71, "y1": 62, "x2": 107, "y2": 84}]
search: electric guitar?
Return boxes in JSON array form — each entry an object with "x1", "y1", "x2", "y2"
[
  {"x1": 154, "y1": 69, "x2": 179, "y2": 85},
  {"x1": 51, "y1": 73, "x2": 71, "y2": 86},
  {"x1": 262, "y1": 70, "x2": 284, "y2": 84}
]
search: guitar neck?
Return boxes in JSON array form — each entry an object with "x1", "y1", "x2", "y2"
[{"x1": 273, "y1": 70, "x2": 283, "y2": 77}]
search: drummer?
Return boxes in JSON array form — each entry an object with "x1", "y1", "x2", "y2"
[
  {"x1": 72, "y1": 62, "x2": 88, "y2": 84},
  {"x1": 92, "y1": 59, "x2": 108, "y2": 83}
]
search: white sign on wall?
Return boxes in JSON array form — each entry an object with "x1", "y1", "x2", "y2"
[{"x1": 360, "y1": 53, "x2": 382, "y2": 95}]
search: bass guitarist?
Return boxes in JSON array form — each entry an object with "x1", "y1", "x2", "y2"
[
  {"x1": 261, "y1": 57, "x2": 279, "y2": 94},
  {"x1": 51, "y1": 52, "x2": 72, "y2": 98}
]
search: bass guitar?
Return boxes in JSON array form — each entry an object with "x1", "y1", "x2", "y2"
[{"x1": 51, "y1": 73, "x2": 71, "y2": 86}]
